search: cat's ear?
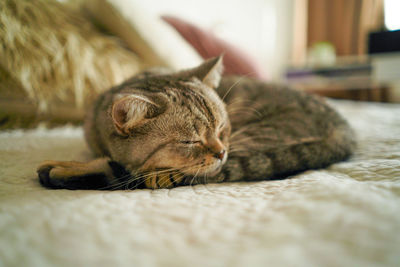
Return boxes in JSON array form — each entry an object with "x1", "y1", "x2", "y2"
[
  {"x1": 111, "y1": 94, "x2": 165, "y2": 135},
  {"x1": 179, "y1": 55, "x2": 224, "y2": 89}
]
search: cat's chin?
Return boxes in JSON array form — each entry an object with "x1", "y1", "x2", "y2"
[
  {"x1": 202, "y1": 165, "x2": 223, "y2": 177},
  {"x1": 183, "y1": 160, "x2": 225, "y2": 177}
]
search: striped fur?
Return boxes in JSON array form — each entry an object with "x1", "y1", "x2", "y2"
[{"x1": 37, "y1": 56, "x2": 355, "y2": 190}]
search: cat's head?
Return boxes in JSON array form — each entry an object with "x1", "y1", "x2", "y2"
[{"x1": 111, "y1": 56, "x2": 230, "y2": 177}]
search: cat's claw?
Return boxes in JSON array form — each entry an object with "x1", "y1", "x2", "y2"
[{"x1": 37, "y1": 161, "x2": 59, "y2": 188}]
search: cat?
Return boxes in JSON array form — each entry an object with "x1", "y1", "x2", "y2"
[{"x1": 37, "y1": 56, "x2": 355, "y2": 190}]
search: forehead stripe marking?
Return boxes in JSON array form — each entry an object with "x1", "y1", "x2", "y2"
[
  {"x1": 189, "y1": 90, "x2": 216, "y2": 128},
  {"x1": 200, "y1": 97, "x2": 216, "y2": 128}
]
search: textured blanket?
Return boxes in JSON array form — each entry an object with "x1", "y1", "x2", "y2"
[{"x1": 0, "y1": 100, "x2": 399, "y2": 267}]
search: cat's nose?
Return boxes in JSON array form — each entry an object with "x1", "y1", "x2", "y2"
[{"x1": 214, "y1": 149, "x2": 226, "y2": 160}]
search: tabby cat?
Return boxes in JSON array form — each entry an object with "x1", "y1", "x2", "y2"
[{"x1": 37, "y1": 56, "x2": 355, "y2": 190}]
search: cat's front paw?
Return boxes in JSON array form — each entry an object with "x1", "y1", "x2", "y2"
[
  {"x1": 37, "y1": 161, "x2": 59, "y2": 188},
  {"x1": 37, "y1": 158, "x2": 117, "y2": 190},
  {"x1": 142, "y1": 172, "x2": 185, "y2": 189},
  {"x1": 37, "y1": 160, "x2": 85, "y2": 189}
]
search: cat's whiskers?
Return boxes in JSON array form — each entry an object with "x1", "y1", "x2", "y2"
[
  {"x1": 134, "y1": 162, "x2": 206, "y2": 189},
  {"x1": 226, "y1": 97, "x2": 265, "y2": 120},
  {"x1": 202, "y1": 173, "x2": 216, "y2": 194},
  {"x1": 228, "y1": 109, "x2": 258, "y2": 117},
  {"x1": 109, "y1": 167, "x2": 179, "y2": 190},
  {"x1": 157, "y1": 175, "x2": 171, "y2": 189},
  {"x1": 228, "y1": 149, "x2": 251, "y2": 155},
  {"x1": 228, "y1": 139, "x2": 273, "y2": 154},
  {"x1": 226, "y1": 97, "x2": 264, "y2": 109},
  {"x1": 228, "y1": 106, "x2": 263, "y2": 119},
  {"x1": 134, "y1": 168, "x2": 181, "y2": 189},
  {"x1": 179, "y1": 161, "x2": 210, "y2": 174},
  {"x1": 189, "y1": 166, "x2": 202, "y2": 190},
  {"x1": 230, "y1": 124, "x2": 262, "y2": 139},
  {"x1": 220, "y1": 70, "x2": 260, "y2": 102},
  {"x1": 155, "y1": 168, "x2": 187, "y2": 189},
  {"x1": 226, "y1": 98, "x2": 254, "y2": 107},
  {"x1": 221, "y1": 76, "x2": 245, "y2": 101},
  {"x1": 106, "y1": 173, "x2": 140, "y2": 190},
  {"x1": 96, "y1": 172, "x2": 136, "y2": 190},
  {"x1": 101, "y1": 159, "x2": 221, "y2": 190},
  {"x1": 230, "y1": 135, "x2": 275, "y2": 145}
]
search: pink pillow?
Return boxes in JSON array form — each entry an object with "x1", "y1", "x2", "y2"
[{"x1": 162, "y1": 16, "x2": 267, "y2": 80}]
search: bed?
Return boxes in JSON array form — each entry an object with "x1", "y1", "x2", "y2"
[{"x1": 0, "y1": 100, "x2": 399, "y2": 267}]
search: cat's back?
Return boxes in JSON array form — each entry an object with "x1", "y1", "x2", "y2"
[
  {"x1": 218, "y1": 76, "x2": 329, "y2": 111},
  {"x1": 217, "y1": 76, "x2": 356, "y2": 162},
  {"x1": 217, "y1": 76, "x2": 350, "y2": 129}
]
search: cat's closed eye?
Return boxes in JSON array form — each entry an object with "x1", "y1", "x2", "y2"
[
  {"x1": 179, "y1": 140, "x2": 202, "y2": 145},
  {"x1": 218, "y1": 127, "x2": 229, "y2": 139}
]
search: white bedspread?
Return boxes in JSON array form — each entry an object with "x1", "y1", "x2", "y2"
[{"x1": 1, "y1": 100, "x2": 399, "y2": 267}]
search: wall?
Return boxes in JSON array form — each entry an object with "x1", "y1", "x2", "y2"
[{"x1": 140, "y1": 0, "x2": 294, "y2": 81}]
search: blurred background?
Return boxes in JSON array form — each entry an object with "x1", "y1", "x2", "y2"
[
  {"x1": 142, "y1": 0, "x2": 398, "y2": 102},
  {"x1": 0, "y1": 0, "x2": 399, "y2": 128}
]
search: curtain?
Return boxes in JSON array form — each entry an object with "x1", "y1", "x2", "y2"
[{"x1": 307, "y1": 0, "x2": 384, "y2": 56}]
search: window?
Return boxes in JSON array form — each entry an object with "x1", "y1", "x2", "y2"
[{"x1": 384, "y1": 0, "x2": 400, "y2": 31}]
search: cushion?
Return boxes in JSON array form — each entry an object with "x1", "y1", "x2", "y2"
[
  {"x1": 162, "y1": 15, "x2": 267, "y2": 80},
  {"x1": 0, "y1": 0, "x2": 140, "y2": 118}
]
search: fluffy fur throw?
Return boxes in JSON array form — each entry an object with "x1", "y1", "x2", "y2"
[{"x1": 0, "y1": 0, "x2": 140, "y2": 113}]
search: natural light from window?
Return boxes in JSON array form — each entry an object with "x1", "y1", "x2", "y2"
[{"x1": 384, "y1": 0, "x2": 400, "y2": 31}]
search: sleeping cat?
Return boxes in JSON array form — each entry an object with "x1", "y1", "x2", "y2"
[{"x1": 37, "y1": 56, "x2": 355, "y2": 190}]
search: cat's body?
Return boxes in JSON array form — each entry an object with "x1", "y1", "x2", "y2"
[{"x1": 38, "y1": 56, "x2": 355, "y2": 190}]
